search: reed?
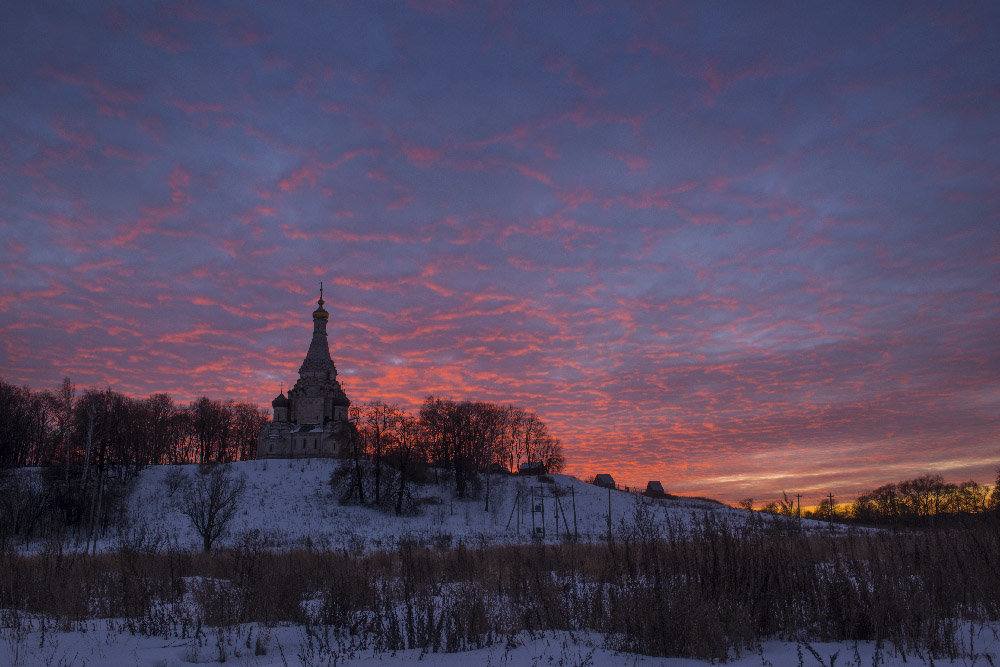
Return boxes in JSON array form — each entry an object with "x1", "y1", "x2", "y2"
[{"x1": 2, "y1": 514, "x2": 998, "y2": 661}]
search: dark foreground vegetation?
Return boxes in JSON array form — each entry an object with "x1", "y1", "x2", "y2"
[{"x1": 2, "y1": 515, "x2": 999, "y2": 663}]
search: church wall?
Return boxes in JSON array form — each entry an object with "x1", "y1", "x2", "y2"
[{"x1": 257, "y1": 428, "x2": 342, "y2": 459}]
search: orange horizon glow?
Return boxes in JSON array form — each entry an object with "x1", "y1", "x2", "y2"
[{"x1": 6, "y1": 290, "x2": 998, "y2": 507}]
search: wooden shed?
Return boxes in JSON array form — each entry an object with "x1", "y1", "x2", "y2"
[
  {"x1": 644, "y1": 480, "x2": 665, "y2": 498},
  {"x1": 518, "y1": 460, "x2": 547, "y2": 475},
  {"x1": 593, "y1": 473, "x2": 616, "y2": 489}
]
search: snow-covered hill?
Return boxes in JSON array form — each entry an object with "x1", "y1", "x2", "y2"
[{"x1": 110, "y1": 459, "x2": 784, "y2": 553}]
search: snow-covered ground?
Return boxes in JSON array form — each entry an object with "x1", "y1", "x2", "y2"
[
  {"x1": 11, "y1": 462, "x2": 911, "y2": 667},
  {"x1": 4, "y1": 619, "x2": 998, "y2": 666},
  {"x1": 78, "y1": 459, "x2": 813, "y2": 554}
]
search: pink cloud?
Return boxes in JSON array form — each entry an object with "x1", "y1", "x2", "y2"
[
  {"x1": 278, "y1": 161, "x2": 324, "y2": 192},
  {"x1": 401, "y1": 142, "x2": 444, "y2": 168},
  {"x1": 168, "y1": 165, "x2": 191, "y2": 203},
  {"x1": 39, "y1": 65, "x2": 143, "y2": 107}
]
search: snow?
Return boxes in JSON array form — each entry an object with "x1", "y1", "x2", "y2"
[
  {"x1": 4, "y1": 620, "x2": 998, "y2": 666},
  {"x1": 8, "y1": 461, "x2": 893, "y2": 666},
  {"x1": 102, "y1": 459, "x2": 809, "y2": 554}
]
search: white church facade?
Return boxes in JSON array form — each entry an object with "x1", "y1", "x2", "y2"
[{"x1": 257, "y1": 286, "x2": 354, "y2": 458}]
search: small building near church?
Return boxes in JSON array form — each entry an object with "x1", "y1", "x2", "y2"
[
  {"x1": 593, "y1": 474, "x2": 615, "y2": 489},
  {"x1": 644, "y1": 480, "x2": 666, "y2": 498},
  {"x1": 518, "y1": 460, "x2": 547, "y2": 476},
  {"x1": 257, "y1": 287, "x2": 355, "y2": 459}
]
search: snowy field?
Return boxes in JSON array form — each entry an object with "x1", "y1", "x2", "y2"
[
  {"x1": 8, "y1": 462, "x2": 993, "y2": 666},
  {"x1": 54, "y1": 459, "x2": 812, "y2": 554},
  {"x1": 5, "y1": 620, "x2": 999, "y2": 666}
]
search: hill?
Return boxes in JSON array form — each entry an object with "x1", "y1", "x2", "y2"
[{"x1": 91, "y1": 459, "x2": 788, "y2": 553}]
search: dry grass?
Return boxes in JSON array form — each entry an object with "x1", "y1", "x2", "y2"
[{"x1": 2, "y1": 514, "x2": 999, "y2": 661}]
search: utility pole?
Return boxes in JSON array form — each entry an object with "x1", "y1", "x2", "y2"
[
  {"x1": 554, "y1": 489, "x2": 559, "y2": 537},
  {"x1": 572, "y1": 487, "x2": 578, "y2": 539},
  {"x1": 796, "y1": 493, "x2": 801, "y2": 519},
  {"x1": 554, "y1": 492, "x2": 571, "y2": 540},
  {"x1": 828, "y1": 492, "x2": 835, "y2": 524},
  {"x1": 607, "y1": 486, "x2": 612, "y2": 543}
]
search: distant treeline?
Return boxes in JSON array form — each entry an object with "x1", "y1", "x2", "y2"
[
  {"x1": 749, "y1": 472, "x2": 1000, "y2": 526},
  {"x1": 0, "y1": 377, "x2": 267, "y2": 469}
]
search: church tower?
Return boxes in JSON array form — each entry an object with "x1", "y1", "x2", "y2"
[{"x1": 258, "y1": 285, "x2": 354, "y2": 459}]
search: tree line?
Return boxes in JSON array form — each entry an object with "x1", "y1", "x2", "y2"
[
  {"x1": 344, "y1": 396, "x2": 565, "y2": 514},
  {"x1": 850, "y1": 473, "x2": 999, "y2": 524},
  {"x1": 1, "y1": 380, "x2": 564, "y2": 481},
  {"x1": 0, "y1": 378, "x2": 567, "y2": 542},
  {"x1": 0, "y1": 376, "x2": 269, "y2": 550},
  {"x1": 0, "y1": 377, "x2": 268, "y2": 469},
  {"x1": 746, "y1": 472, "x2": 1000, "y2": 525}
]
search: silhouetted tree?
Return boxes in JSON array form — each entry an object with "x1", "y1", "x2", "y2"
[
  {"x1": 231, "y1": 402, "x2": 269, "y2": 461},
  {"x1": 391, "y1": 413, "x2": 425, "y2": 515},
  {"x1": 358, "y1": 401, "x2": 403, "y2": 506},
  {"x1": 180, "y1": 465, "x2": 247, "y2": 552},
  {"x1": 48, "y1": 377, "x2": 75, "y2": 473},
  {"x1": 189, "y1": 397, "x2": 233, "y2": 463},
  {"x1": 0, "y1": 380, "x2": 37, "y2": 466},
  {"x1": 418, "y1": 396, "x2": 563, "y2": 497},
  {"x1": 989, "y1": 469, "x2": 1000, "y2": 512}
]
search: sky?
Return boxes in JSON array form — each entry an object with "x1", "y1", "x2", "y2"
[{"x1": 1, "y1": 1, "x2": 998, "y2": 504}]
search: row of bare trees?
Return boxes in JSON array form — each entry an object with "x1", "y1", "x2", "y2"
[
  {"x1": 346, "y1": 397, "x2": 565, "y2": 512},
  {"x1": 0, "y1": 377, "x2": 268, "y2": 469},
  {"x1": 747, "y1": 472, "x2": 1000, "y2": 526},
  {"x1": 1, "y1": 377, "x2": 269, "y2": 550},
  {"x1": 851, "y1": 473, "x2": 1000, "y2": 524}
]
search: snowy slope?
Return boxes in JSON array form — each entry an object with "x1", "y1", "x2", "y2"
[{"x1": 114, "y1": 459, "x2": 810, "y2": 554}]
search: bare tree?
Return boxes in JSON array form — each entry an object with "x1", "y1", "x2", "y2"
[
  {"x1": 43, "y1": 377, "x2": 75, "y2": 474},
  {"x1": 180, "y1": 466, "x2": 246, "y2": 552},
  {"x1": 391, "y1": 413, "x2": 424, "y2": 515},
  {"x1": 989, "y1": 468, "x2": 1000, "y2": 512},
  {"x1": 534, "y1": 434, "x2": 565, "y2": 473},
  {"x1": 359, "y1": 401, "x2": 402, "y2": 506},
  {"x1": 419, "y1": 396, "x2": 564, "y2": 496},
  {"x1": 189, "y1": 397, "x2": 234, "y2": 463},
  {"x1": 231, "y1": 402, "x2": 269, "y2": 461}
]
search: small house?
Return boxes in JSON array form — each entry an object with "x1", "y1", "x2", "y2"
[
  {"x1": 518, "y1": 461, "x2": 547, "y2": 476},
  {"x1": 644, "y1": 481, "x2": 665, "y2": 498},
  {"x1": 594, "y1": 474, "x2": 615, "y2": 489}
]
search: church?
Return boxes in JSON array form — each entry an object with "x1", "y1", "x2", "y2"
[{"x1": 257, "y1": 286, "x2": 355, "y2": 458}]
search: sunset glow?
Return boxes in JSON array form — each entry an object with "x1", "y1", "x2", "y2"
[{"x1": 2, "y1": 2, "x2": 998, "y2": 503}]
